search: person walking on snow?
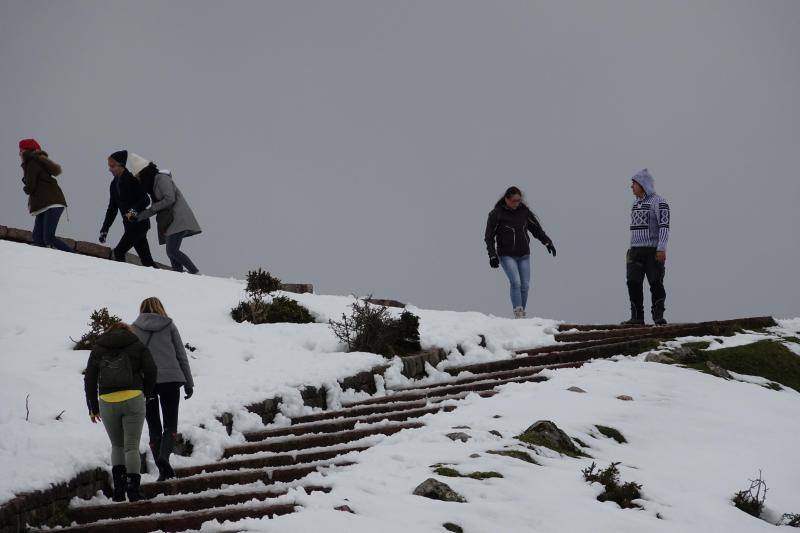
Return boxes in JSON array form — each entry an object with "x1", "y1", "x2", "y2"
[
  {"x1": 623, "y1": 168, "x2": 671, "y2": 325},
  {"x1": 18, "y1": 138, "x2": 72, "y2": 252},
  {"x1": 84, "y1": 322, "x2": 157, "y2": 502},
  {"x1": 131, "y1": 297, "x2": 194, "y2": 482},
  {"x1": 129, "y1": 157, "x2": 202, "y2": 274},
  {"x1": 99, "y1": 151, "x2": 157, "y2": 267},
  {"x1": 484, "y1": 186, "x2": 556, "y2": 318}
]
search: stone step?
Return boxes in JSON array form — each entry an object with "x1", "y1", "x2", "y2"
[
  {"x1": 553, "y1": 317, "x2": 776, "y2": 343},
  {"x1": 70, "y1": 485, "x2": 329, "y2": 525},
  {"x1": 244, "y1": 405, "x2": 456, "y2": 442},
  {"x1": 176, "y1": 444, "x2": 370, "y2": 477},
  {"x1": 341, "y1": 373, "x2": 550, "y2": 408},
  {"x1": 144, "y1": 461, "x2": 353, "y2": 498},
  {"x1": 34, "y1": 502, "x2": 297, "y2": 532},
  {"x1": 223, "y1": 422, "x2": 424, "y2": 459},
  {"x1": 442, "y1": 339, "x2": 656, "y2": 376},
  {"x1": 556, "y1": 315, "x2": 776, "y2": 333}
]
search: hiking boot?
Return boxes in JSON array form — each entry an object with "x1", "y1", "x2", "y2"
[
  {"x1": 513, "y1": 307, "x2": 524, "y2": 319},
  {"x1": 620, "y1": 304, "x2": 645, "y2": 326},
  {"x1": 652, "y1": 299, "x2": 667, "y2": 326},
  {"x1": 111, "y1": 465, "x2": 127, "y2": 502},
  {"x1": 156, "y1": 458, "x2": 175, "y2": 482},
  {"x1": 126, "y1": 474, "x2": 145, "y2": 502}
]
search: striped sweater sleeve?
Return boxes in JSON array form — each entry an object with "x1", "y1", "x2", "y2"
[{"x1": 657, "y1": 198, "x2": 670, "y2": 251}]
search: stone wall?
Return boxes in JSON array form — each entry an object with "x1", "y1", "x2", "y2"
[{"x1": 0, "y1": 468, "x2": 109, "y2": 533}]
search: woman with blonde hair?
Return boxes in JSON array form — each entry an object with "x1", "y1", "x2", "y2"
[
  {"x1": 131, "y1": 297, "x2": 194, "y2": 481},
  {"x1": 84, "y1": 322, "x2": 157, "y2": 502}
]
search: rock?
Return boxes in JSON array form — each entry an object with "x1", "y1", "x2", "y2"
[
  {"x1": 334, "y1": 505, "x2": 355, "y2": 513},
  {"x1": 488, "y1": 430, "x2": 503, "y2": 438},
  {"x1": 443, "y1": 523, "x2": 464, "y2": 533},
  {"x1": 412, "y1": 479, "x2": 466, "y2": 503},
  {"x1": 519, "y1": 420, "x2": 582, "y2": 456},
  {"x1": 492, "y1": 415, "x2": 502, "y2": 419},
  {"x1": 567, "y1": 386, "x2": 587, "y2": 393},
  {"x1": 452, "y1": 425, "x2": 472, "y2": 430},
  {"x1": 281, "y1": 283, "x2": 314, "y2": 294},
  {"x1": 364, "y1": 297, "x2": 405, "y2": 308},
  {"x1": 662, "y1": 346, "x2": 696, "y2": 363},
  {"x1": 469, "y1": 453, "x2": 481, "y2": 458},
  {"x1": 706, "y1": 361, "x2": 732, "y2": 379},
  {"x1": 644, "y1": 353, "x2": 676, "y2": 364},
  {"x1": 446, "y1": 432, "x2": 472, "y2": 443},
  {"x1": 5, "y1": 227, "x2": 33, "y2": 243},
  {"x1": 616, "y1": 395, "x2": 634, "y2": 401},
  {"x1": 75, "y1": 241, "x2": 113, "y2": 259}
]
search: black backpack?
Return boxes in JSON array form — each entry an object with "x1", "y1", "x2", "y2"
[{"x1": 98, "y1": 351, "x2": 134, "y2": 389}]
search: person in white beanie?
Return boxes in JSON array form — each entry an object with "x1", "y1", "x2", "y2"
[
  {"x1": 100, "y1": 150, "x2": 157, "y2": 267},
  {"x1": 129, "y1": 155, "x2": 203, "y2": 274}
]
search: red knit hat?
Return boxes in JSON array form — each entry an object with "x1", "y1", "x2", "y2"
[{"x1": 19, "y1": 138, "x2": 41, "y2": 152}]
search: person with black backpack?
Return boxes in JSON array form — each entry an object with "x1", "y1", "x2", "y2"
[
  {"x1": 131, "y1": 297, "x2": 194, "y2": 482},
  {"x1": 128, "y1": 155, "x2": 202, "y2": 274},
  {"x1": 84, "y1": 322, "x2": 157, "y2": 502}
]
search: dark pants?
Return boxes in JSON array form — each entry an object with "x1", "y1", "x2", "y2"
[
  {"x1": 626, "y1": 247, "x2": 666, "y2": 315},
  {"x1": 166, "y1": 231, "x2": 199, "y2": 273},
  {"x1": 114, "y1": 222, "x2": 156, "y2": 267},
  {"x1": 145, "y1": 382, "x2": 182, "y2": 461},
  {"x1": 32, "y1": 207, "x2": 73, "y2": 252}
]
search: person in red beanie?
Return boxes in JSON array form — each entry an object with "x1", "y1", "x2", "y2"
[{"x1": 19, "y1": 138, "x2": 73, "y2": 252}]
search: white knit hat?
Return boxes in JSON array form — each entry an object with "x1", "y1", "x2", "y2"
[{"x1": 127, "y1": 152, "x2": 151, "y2": 177}]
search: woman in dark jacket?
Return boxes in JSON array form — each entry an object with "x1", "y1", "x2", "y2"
[
  {"x1": 484, "y1": 186, "x2": 557, "y2": 318},
  {"x1": 19, "y1": 138, "x2": 72, "y2": 252},
  {"x1": 131, "y1": 297, "x2": 194, "y2": 481},
  {"x1": 84, "y1": 323, "x2": 157, "y2": 502}
]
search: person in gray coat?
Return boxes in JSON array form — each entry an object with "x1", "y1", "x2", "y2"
[
  {"x1": 128, "y1": 154, "x2": 202, "y2": 274},
  {"x1": 131, "y1": 297, "x2": 194, "y2": 481}
]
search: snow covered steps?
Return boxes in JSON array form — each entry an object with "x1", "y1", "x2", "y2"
[{"x1": 556, "y1": 315, "x2": 776, "y2": 332}]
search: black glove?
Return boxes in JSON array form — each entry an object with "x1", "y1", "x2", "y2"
[
  {"x1": 184, "y1": 386, "x2": 193, "y2": 400},
  {"x1": 489, "y1": 256, "x2": 500, "y2": 269},
  {"x1": 545, "y1": 242, "x2": 557, "y2": 257},
  {"x1": 99, "y1": 231, "x2": 107, "y2": 244}
]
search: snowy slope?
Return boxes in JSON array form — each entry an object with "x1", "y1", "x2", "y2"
[{"x1": 0, "y1": 241, "x2": 557, "y2": 503}]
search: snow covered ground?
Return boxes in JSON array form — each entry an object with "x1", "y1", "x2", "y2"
[
  {"x1": 0, "y1": 241, "x2": 556, "y2": 503},
  {"x1": 1, "y1": 240, "x2": 799, "y2": 532}
]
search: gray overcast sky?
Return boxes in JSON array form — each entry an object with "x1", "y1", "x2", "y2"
[{"x1": 1, "y1": 0, "x2": 798, "y2": 323}]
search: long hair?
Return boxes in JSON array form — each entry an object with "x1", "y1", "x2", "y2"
[
  {"x1": 105, "y1": 322, "x2": 132, "y2": 333},
  {"x1": 140, "y1": 297, "x2": 169, "y2": 317},
  {"x1": 497, "y1": 185, "x2": 543, "y2": 227},
  {"x1": 138, "y1": 162, "x2": 159, "y2": 198}
]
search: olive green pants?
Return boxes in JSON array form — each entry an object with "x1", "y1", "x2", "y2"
[{"x1": 99, "y1": 395, "x2": 146, "y2": 474}]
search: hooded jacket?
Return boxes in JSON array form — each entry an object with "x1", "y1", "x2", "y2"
[
  {"x1": 484, "y1": 200, "x2": 551, "y2": 258},
  {"x1": 131, "y1": 313, "x2": 194, "y2": 387},
  {"x1": 84, "y1": 328, "x2": 157, "y2": 415},
  {"x1": 630, "y1": 169, "x2": 670, "y2": 251},
  {"x1": 21, "y1": 150, "x2": 67, "y2": 214}
]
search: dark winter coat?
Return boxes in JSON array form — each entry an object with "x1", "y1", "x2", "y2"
[
  {"x1": 21, "y1": 150, "x2": 67, "y2": 214},
  {"x1": 100, "y1": 170, "x2": 151, "y2": 234},
  {"x1": 131, "y1": 313, "x2": 194, "y2": 387},
  {"x1": 484, "y1": 200, "x2": 551, "y2": 258},
  {"x1": 84, "y1": 328, "x2": 157, "y2": 415}
]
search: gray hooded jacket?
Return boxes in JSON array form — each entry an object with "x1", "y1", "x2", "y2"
[{"x1": 131, "y1": 313, "x2": 194, "y2": 387}]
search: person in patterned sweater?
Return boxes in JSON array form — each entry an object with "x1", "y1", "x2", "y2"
[{"x1": 623, "y1": 168, "x2": 670, "y2": 326}]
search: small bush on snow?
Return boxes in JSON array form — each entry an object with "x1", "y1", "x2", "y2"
[
  {"x1": 231, "y1": 269, "x2": 314, "y2": 324},
  {"x1": 732, "y1": 471, "x2": 767, "y2": 518},
  {"x1": 72, "y1": 308, "x2": 121, "y2": 350},
  {"x1": 582, "y1": 462, "x2": 643, "y2": 509},
  {"x1": 328, "y1": 298, "x2": 421, "y2": 357}
]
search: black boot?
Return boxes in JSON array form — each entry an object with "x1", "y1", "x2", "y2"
[
  {"x1": 111, "y1": 465, "x2": 127, "y2": 502},
  {"x1": 157, "y1": 432, "x2": 176, "y2": 482},
  {"x1": 652, "y1": 298, "x2": 667, "y2": 326},
  {"x1": 621, "y1": 304, "x2": 645, "y2": 326},
  {"x1": 126, "y1": 474, "x2": 145, "y2": 502}
]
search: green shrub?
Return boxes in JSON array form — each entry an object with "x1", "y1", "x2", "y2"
[
  {"x1": 72, "y1": 308, "x2": 121, "y2": 350},
  {"x1": 582, "y1": 462, "x2": 642, "y2": 509},
  {"x1": 246, "y1": 268, "x2": 282, "y2": 298},
  {"x1": 732, "y1": 471, "x2": 767, "y2": 519},
  {"x1": 433, "y1": 466, "x2": 504, "y2": 480},
  {"x1": 595, "y1": 425, "x2": 627, "y2": 444},
  {"x1": 329, "y1": 298, "x2": 421, "y2": 357},
  {"x1": 231, "y1": 297, "x2": 314, "y2": 325}
]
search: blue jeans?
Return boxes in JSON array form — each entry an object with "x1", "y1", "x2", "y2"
[
  {"x1": 500, "y1": 255, "x2": 531, "y2": 309},
  {"x1": 165, "y1": 231, "x2": 199, "y2": 273},
  {"x1": 32, "y1": 207, "x2": 73, "y2": 252}
]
